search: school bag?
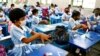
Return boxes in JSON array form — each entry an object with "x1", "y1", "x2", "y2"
[
  {"x1": 51, "y1": 26, "x2": 69, "y2": 45},
  {"x1": 0, "y1": 45, "x2": 6, "y2": 56}
]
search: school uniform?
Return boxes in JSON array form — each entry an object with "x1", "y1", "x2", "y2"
[
  {"x1": 54, "y1": 7, "x2": 61, "y2": 14},
  {"x1": 32, "y1": 15, "x2": 42, "y2": 24},
  {"x1": 28, "y1": 9, "x2": 33, "y2": 17},
  {"x1": 62, "y1": 13, "x2": 71, "y2": 21},
  {"x1": 89, "y1": 15, "x2": 100, "y2": 23},
  {"x1": 89, "y1": 15, "x2": 100, "y2": 30},
  {"x1": 36, "y1": 7, "x2": 42, "y2": 16},
  {"x1": 69, "y1": 18, "x2": 80, "y2": 29},
  {"x1": 0, "y1": 13, "x2": 9, "y2": 36},
  {"x1": 8, "y1": 24, "x2": 44, "y2": 56},
  {"x1": 31, "y1": 15, "x2": 42, "y2": 30}
]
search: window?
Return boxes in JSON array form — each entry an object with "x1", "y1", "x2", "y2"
[
  {"x1": 0, "y1": 0, "x2": 7, "y2": 2},
  {"x1": 73, "y1": 0, "x2": 83, "y2": 6},
  {"x1": 83, "y1": 0, "x2": 96, "y2": 8},
  {"x1": 72, "y1": 0, "x2": 96, "y2": 8}
]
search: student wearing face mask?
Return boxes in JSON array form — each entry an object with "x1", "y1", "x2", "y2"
[
  {"x1": 31, "y1": 9, "x2": 48, "y2": 25},
  {"x1": 89, "y1": 8, "x2": 100, "y2": 25},
  {"x1": 0, "y1": 8, "x2": 9, "y2": 36},
  {"x1": 8, "y1": 8, "x2": 50, "y2": 56},
  {"x1": 69, "y1": 10, "x2": 88, "y2": 30},
  {"x1": 62, "y1": 7, "x2": 71, "y2": 21}
]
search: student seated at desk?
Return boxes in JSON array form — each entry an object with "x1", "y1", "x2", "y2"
[
  {"x1": 27, "y1": 6, "x2": 35, "y2": 17},
  {"x1": 8, "y1": 8, "x2": 50, "y2": 56},
  {"x1": 69, "y1": 10, "x2": 88, "y2": 30},
  {"x1": 0, "y1": 8, "x2": 9, "y2": 36},
  {"x1": 62, "y1": 7, "x2": 71, "y2": 21},
  {"x1": 49, "y1": 3, "x2": 55, "y2": 15},
  {"x1": 89, "y1": 8, "x2": 100, "y2": 25},
  {"x1": 32, "y1": 9, "x2": 48, "y2": 25},
  {"x1": 0, "y1": 8, "x2": 8, "y2": 25}
]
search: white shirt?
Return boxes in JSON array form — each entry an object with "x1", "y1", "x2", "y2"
[
  {"x1": 28, "y1": 9, "x2": 33, "y2": 17},
  {"x1": 10, "y1": 24, "x2": 32, "y2": 44},
  {"x1": 32, "y1": 15, "x2": 42, "y2": 24},
  {"x1": 69, "y1": 18, "x2": 80, "y2": 29},
  {"x1": 62, "y1": 13, "x2": 71, "y2": 21}
]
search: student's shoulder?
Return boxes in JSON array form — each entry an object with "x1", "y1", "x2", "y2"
[{"x1": 69, "y1": 18, "x2": 73, "y2": 21}]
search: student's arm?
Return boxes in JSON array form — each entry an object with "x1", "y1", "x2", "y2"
[
  {"x1": 22, "y1": 33, "x2": 40, "y2": 44},
  {"x1": 22, "y1": 32, "x2": 50, "y2": 44},
  {"x1": 72, "y1": 24, "x2": 82, "y2": 30}
]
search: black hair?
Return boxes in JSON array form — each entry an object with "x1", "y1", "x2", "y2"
[
  {"x1": 32, "y1": 9, "x2": 38, "y2": 15},
  {"x1": 55, "y1": 4, "x2": 57, "y2": 7},
  {"x1": 64, "y1": 7, "x2": 69, "y2": 13},
  {"x1": 36, "y1": 2, "x2": 40, "y2": 7},
  {"x1": 68, "y1": 4, "x2": 71, "y2": 8},
  {"x1": 93, "y1": 8, "x2": 100, "y2": 13},
  {"x1": 72, "y1": 10, "x2": 80, "y2": 18},
  {"x1": 51, "y1": 3, "x2": 54, "y2": 7},
  {"x1": 93, "y1": 8, "x2": 100, "y2": 16},
  {"x1": 11, "y1": 4, "x2": 14, "y2": 7},
  {"x1": 9, "y1": 8, "x2": 26, "y2": 23},
  {"x1": 24, "y1": 5, "x2": 27, "y2": 8}
]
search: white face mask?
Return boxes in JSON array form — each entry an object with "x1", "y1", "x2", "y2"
[
  {"x1": 97, "y1": 16, "x2": 100, "y2": 20},
  {"x1": 20, "y1": 20, "x2": 26, "y2": 26}
]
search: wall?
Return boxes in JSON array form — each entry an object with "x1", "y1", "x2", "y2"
[
  {"x1": 52, "y1": 0, "x2": 71, "y2": 8},
  {"x1": 95, "y1": 0, "x2": 100, "y2": 8}
]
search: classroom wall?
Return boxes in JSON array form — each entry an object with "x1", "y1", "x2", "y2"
[
  {"x1": 95, "y1": 0, "x2": 100, "y2": 8},
  {"x1": 6, "y1": 0, "x2": 100, "y2": 8},
  {"x1": 52, "y1": 0, "x2": 71, "y2": 8}
]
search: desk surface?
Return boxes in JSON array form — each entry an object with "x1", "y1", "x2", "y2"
[
  {"x1": 69, "y1": 31, "x2": 100, "y2": 50},
  {"x1": 30, "y1": 44, "x2": 68, "y2": 56},
  {"x1": 35, "y1": 22, "x2": 69, "y2": 32},
  {"x1": 0, "y1": 35, "x2": 11, "y2": 41}
]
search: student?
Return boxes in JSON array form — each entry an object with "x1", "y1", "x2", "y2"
[
  {"x1": 0, "y1": 8, "x2": 9, "y2": 36},
  {"x1": 36, "y1": 2, "x2": 41, "y2": 7},
  {"x1": 32, "y1": 9, "x2": 48, "y2": 25},
  {"x1": 62, "y1": 7, "x2": 71, "y2": 21},
  {"x1": 2, "y1": 3, "x2": 8, "y2": 15},
  {"x1": 68, "y1": 4, "x2": 72, "y2": 15},
  {"x1": 23, "y1": 4, "x2": 29, "y2": 15},
  {"x1": 9, "y1": 4, "x2": 15, "y2": 11},
  {"x1": 6, "y1": 4, "x2": 15, "y2": 15},
  {"x1": 28, "y1": 6, "x2": 35, "y2": 17},
  {"x1": 89, "y1": 8, "x2": 100, "y2": 25},
  {"x1": 8, "y1": 8, "x2": 50, "y2": 56},
  {"x1": 49, "y1": 3, "x2": 55, "y2": 15},
  {"x1": 54, "y1": 4, "x2": 61, "y2": 15},
  {"x1": 35, "y1": 2, "x2": 42, "y2": 17},
  {"x1": 69, "y1": 10, "x2": 88, "y2": 30}
]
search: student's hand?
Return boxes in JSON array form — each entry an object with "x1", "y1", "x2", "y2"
[
  {"x1": 81, "y1": 24, "x2": 88, "y2": 29},
  {"x1": 40, "y1": 33, "x2": 50, "y2": 43}
]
